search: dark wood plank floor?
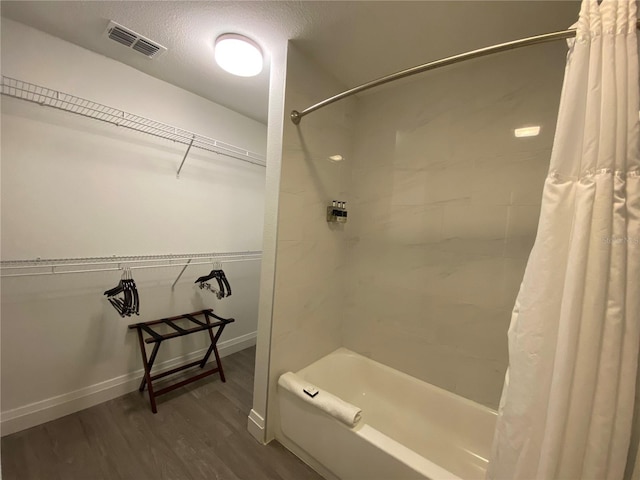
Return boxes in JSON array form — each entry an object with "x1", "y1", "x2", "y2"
[{"x1": 1, "y1": 347, "x2": 323, "y2": 480}]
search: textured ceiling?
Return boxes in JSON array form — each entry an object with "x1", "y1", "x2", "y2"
[{"x1": 0, "y1": 1, "x2": 581, "y2": 124}]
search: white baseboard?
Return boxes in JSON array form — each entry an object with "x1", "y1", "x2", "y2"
[
  {"x1": 247, "y1": 408, "x2": 266, "y2": 444},
  {"x1": 1, "y1": 331, "x2": 257, "y2": 437}
]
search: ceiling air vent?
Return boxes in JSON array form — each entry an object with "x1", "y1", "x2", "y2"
[
  {"x1": 104, "y1": 21, "x2": 167, "y2": 59},
  {"x1": 132, "y1": 38, "x2": 161, "y2": 57}
]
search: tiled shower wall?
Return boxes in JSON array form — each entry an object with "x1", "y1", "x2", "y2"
[{"x1": 343, "y1": 44, "x2": 567, "y2": 408}]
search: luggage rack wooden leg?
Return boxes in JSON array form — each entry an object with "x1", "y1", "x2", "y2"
[
  {"x1": 139, "y1": 342, "x2": 161, "y2": 392},
  {"x1": 200, "y1": 311, "x2": 227, "y2": 381},
  {"x1": 135, "y1": 327, "x2": 158, "y2": 414},
  {"x1": 129, "y1": 309, "x2": 234, "y2": 413}
]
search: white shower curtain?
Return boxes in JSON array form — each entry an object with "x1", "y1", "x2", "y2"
[{"x1": 488, "y1": 1, "x2": 640, "y2": 479}]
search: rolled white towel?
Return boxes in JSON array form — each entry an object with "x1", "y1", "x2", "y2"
[{"x1": 278, "y1": 371, "x2": 362, "y2": 427}]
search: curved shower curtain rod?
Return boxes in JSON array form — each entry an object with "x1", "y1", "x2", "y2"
[{"x1": 290, "y1": 19, "x2": 640, "y2": 125}]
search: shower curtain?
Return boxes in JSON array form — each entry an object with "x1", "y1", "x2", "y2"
[{"x1": 488, "y1": 1, "x2": 640, "y2": 479}]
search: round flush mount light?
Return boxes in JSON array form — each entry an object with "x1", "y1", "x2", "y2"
[{"x1": 215, "y1": 33, "x2": 263, "y2": 77}]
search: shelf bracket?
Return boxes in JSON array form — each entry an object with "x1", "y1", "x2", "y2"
[
  {"x1": 171, "y1": 259, "x2": 192, "y2": 290},
  {"x1": 176, "y1": 136, "x2": 195, "y2": 179}
]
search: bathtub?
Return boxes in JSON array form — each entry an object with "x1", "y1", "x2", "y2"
[{"x1": 278, "y1": 348, "x2": 497, "y2": 480}]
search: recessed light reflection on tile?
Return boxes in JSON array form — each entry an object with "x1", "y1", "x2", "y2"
[
  {"x1": 514, "y1": 126, "x2": 541, "y2": 138},
  {"x1": 328, "y1": 154, "x2": 344, "y2": 162}
]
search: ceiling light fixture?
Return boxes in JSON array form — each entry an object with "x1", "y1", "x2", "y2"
[
  {"x1": 215, "y1": 33, "x2": 263, "y2": 77},
  {"x1": 514, "y1": 126, "x2": 541, "y2": 138}
]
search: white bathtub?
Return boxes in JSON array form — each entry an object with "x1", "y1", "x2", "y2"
[{"x1": 278, "y1": 348, "x2": 497, "y2": 480}]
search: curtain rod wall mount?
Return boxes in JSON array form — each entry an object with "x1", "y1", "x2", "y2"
[
  {"x1": 291, "y1": 110, "x2": 302, "y2": 125},
  {"x1": 290, "y1": 20, "x2": 640, "y2": 125}
]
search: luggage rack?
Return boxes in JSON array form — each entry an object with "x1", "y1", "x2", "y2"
[{"x1": 129, "y1": 308, "x2": 234, "y2": 413}]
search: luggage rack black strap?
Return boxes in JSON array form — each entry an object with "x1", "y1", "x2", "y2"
[
  {"x1": 139, "y1": 324, "x2": 164, "y2": 342},
  {"x1": 184, "y1": 313, "x2": 206, "y2": 327},
  {"x1": 163, "y1": 319, "x2": 188, "y2": 334}
]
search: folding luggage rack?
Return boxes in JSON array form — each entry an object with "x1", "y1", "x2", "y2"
[{"x1": 129, "y1": 308, "x2": 234, "y2": 413}]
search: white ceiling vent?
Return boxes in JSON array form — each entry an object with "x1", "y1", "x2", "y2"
[{"x1": 104, "y1": 21, "x2": 167, "y2": 59}]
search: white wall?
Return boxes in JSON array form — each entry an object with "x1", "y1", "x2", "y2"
[
  {"x1": 247, "y1": 39, "x2": 287, "y2": 443},
  {"x1": 1, "y1": 18, "x2": 267, "y2": 435}
]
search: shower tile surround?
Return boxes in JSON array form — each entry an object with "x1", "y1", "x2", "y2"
[
  {"x1": 269, "y1": 40, "x2": 566, "y2": 433},
  {"x1": 343, "y1": 45, "x2": 566, "y2": 408}
]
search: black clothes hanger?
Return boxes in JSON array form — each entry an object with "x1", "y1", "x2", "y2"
[
  {"x1": 195, "y1": 272, "x2": 225, "y2": 293},
  {"x1": 194, "y1": 270, "x2": 219, "y2": 284},
  {"x1": 195, "y1": 262, "x2": 232, "y2": 299},
  {"x1": 131, "y1": 276, "x2": 140, "y2": 315},
  {"x1": 219, "y1": 270, "x2": 231, "y2": 297},
  {"x1": 126, "y1": 268, "x2": 140, "y2": 315},
  {"x1": 105, "y1": 267, "x2": 140, "y2": 317},
  {"x1": 104, "y1": 278, "x2": 124, "y2": 296}
]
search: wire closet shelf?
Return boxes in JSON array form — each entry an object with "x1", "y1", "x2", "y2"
[
  {"x1": 0, "y1": 76, "x2": 266, "y2": 171},
  {"x1": 0, "y1": 251, "x2": 263, "y2": 278}
]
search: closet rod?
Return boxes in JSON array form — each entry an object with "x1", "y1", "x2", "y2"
[
  {"x1": 290, "y1": 19, "x2": 640, "y2": 124},
  {"x1": 0, "y1": 258, "x2": 261, "y2": 278},
  {"x1": 0, "y1": 76, "x2": 266, "y2": 170}
]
